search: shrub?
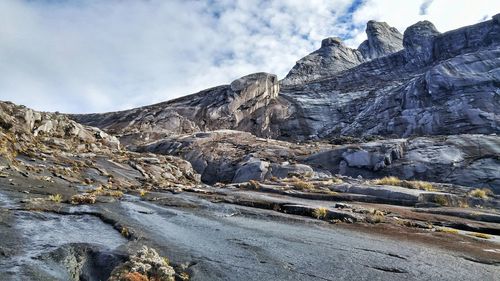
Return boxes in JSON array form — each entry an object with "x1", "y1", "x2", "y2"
[
  {"x1": 312, "y1": 207, "x2": 328, "y2": 219},
  {"x1": 468, "y1": 232, "x2": 492, "y2": 239},
  {"x1": 139, "y1": 189, "x2": 148, "y2": 197},
  {"x1": 469, "y1": 188, "x2": 492, "y2": 199},
  {"x1": 48, "y1": 194, "x2": 63, "y2": 203}
]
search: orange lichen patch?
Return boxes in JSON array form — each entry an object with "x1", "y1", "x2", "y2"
[{"x1": 120, "y1": 272, "x2": 149, "y2": 281}]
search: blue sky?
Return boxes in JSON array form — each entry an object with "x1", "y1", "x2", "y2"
[{"x1": 0, "y1": 0, "x2": 498, "y2": 113}]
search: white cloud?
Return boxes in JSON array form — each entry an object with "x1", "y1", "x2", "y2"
[
  {"x1": 0, "y1": 0, "x2": 498, "y2": 113},
  {"x1": 348, "y1": 0, "x2": 499, "y2": 45}
]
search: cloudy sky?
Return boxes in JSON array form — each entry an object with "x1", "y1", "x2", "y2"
[{"x1": 1, "y1": 0, "x2": 498, "y2": 113}]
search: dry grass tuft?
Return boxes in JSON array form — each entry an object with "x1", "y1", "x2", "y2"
[
  {"x1": 139, "y1": 189, "x2": 148, "y2": 197},
  {"x1": 372, "y1": 176, "x2": 401, "y2": 186},
  {"x1": 468, "y1": 232, "x2": 492, "y2": 239},
  {"x1": 372, "y1": 176, "x2": 435, "y2": 191},
  {"x1": 433, "y1": 195, "x2": 448, "y2": 206},
  {"x1": 293, "y1": 180, "x2": 314, "y2": 190},
  {"x1": 246, "y1": 180, "x2": 260, "y2": 189},
  {"x1": 469, "y1": 188, "x2": 492, "y2": 199},
  {"x1": 436, "y1": 227, "x2": 459, "y2": 234},
  {"x1": 87, "y1": 186, "x2": 123, "y2": 198},
  {"x1": 71, "y1": 193, "x2": 96, "y2": 205},
  {"x1": 402, "y1": 180, "x2": 435, "y2": 191},
  {"x1": 366, "y1": 209, "x2": 385, "y2": 223},
  {"x1": 48, "y1": 194, "x2": 63, "y2": 203},
  {"x1": 312, "y1": 207, "x2": 328, "y2": 219}
]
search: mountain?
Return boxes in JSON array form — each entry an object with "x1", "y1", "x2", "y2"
[
  {"x1": 73, "y1": 15, "x2": 499, "y2": 143},
  {"x1": 2, "y1": 14, "x2": 500, "y2": 281},
  {"x1": 70, "y1": 15, "x2": 500, "y2": 190}
]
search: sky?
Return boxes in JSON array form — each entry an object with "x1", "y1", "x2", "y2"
[{"x1": 0, "y1": 0, "x2": 498, "y2": 113}]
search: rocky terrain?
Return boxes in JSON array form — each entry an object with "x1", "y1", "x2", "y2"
[{"x1": 1, "y1": 15, "x2": 500, "y2": 281}]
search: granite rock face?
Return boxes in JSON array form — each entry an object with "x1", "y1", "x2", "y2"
[
  {"x1": 274, "y1": 15, "x2": 500, "y2": 140},
  {"x1": 72, "y1": 72, "x2": 279, "y2": 146}
]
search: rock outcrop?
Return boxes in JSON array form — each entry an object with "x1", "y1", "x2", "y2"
[
  {"x1": 0, "y1": 101, "x2": 200, "y2": 190},
  {"x1": 136, "y1": 130, "x2": 499, "y2": 192}
]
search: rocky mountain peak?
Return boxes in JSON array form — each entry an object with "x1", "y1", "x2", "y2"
[
  {"x1": 282, "y1": 20, "x2": 406, "y2": 86},
  {"x1": 403, "y1": 20, "x2": 440, "y2": 64},
  {"x1": 281, "y1": 36, "x2": 364, "y2": 86},
  {"x1": 358, "y1": 20, "x2": 404, "y2": 59}
]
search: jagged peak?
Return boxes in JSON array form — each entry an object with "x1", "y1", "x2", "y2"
[{"x1": 358, "y1": 20, "x2": 404, "y2": 60}]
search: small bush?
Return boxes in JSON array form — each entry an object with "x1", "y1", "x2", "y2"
[
  {"x1": 468, "y1": 232, "x2": 492, "y2": 239},
  {"x1": 139, "y1": 189, "x2": 148, "y2": 197},
  {"x1": 312, "y1": 207, "x2": 328, "y2": 219},
  {"x1": 48, "y1": 194, "x2": 63, "y2": 203},
  {"x1": 469, "y1": 188, "x2": 492, "y2": 199},
  {"x1": 121, "y1": 227, "x2": 130, "y2": 238},
  {"x1": 436, "y1": 227, "x2": 459, "y2": 234}
]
